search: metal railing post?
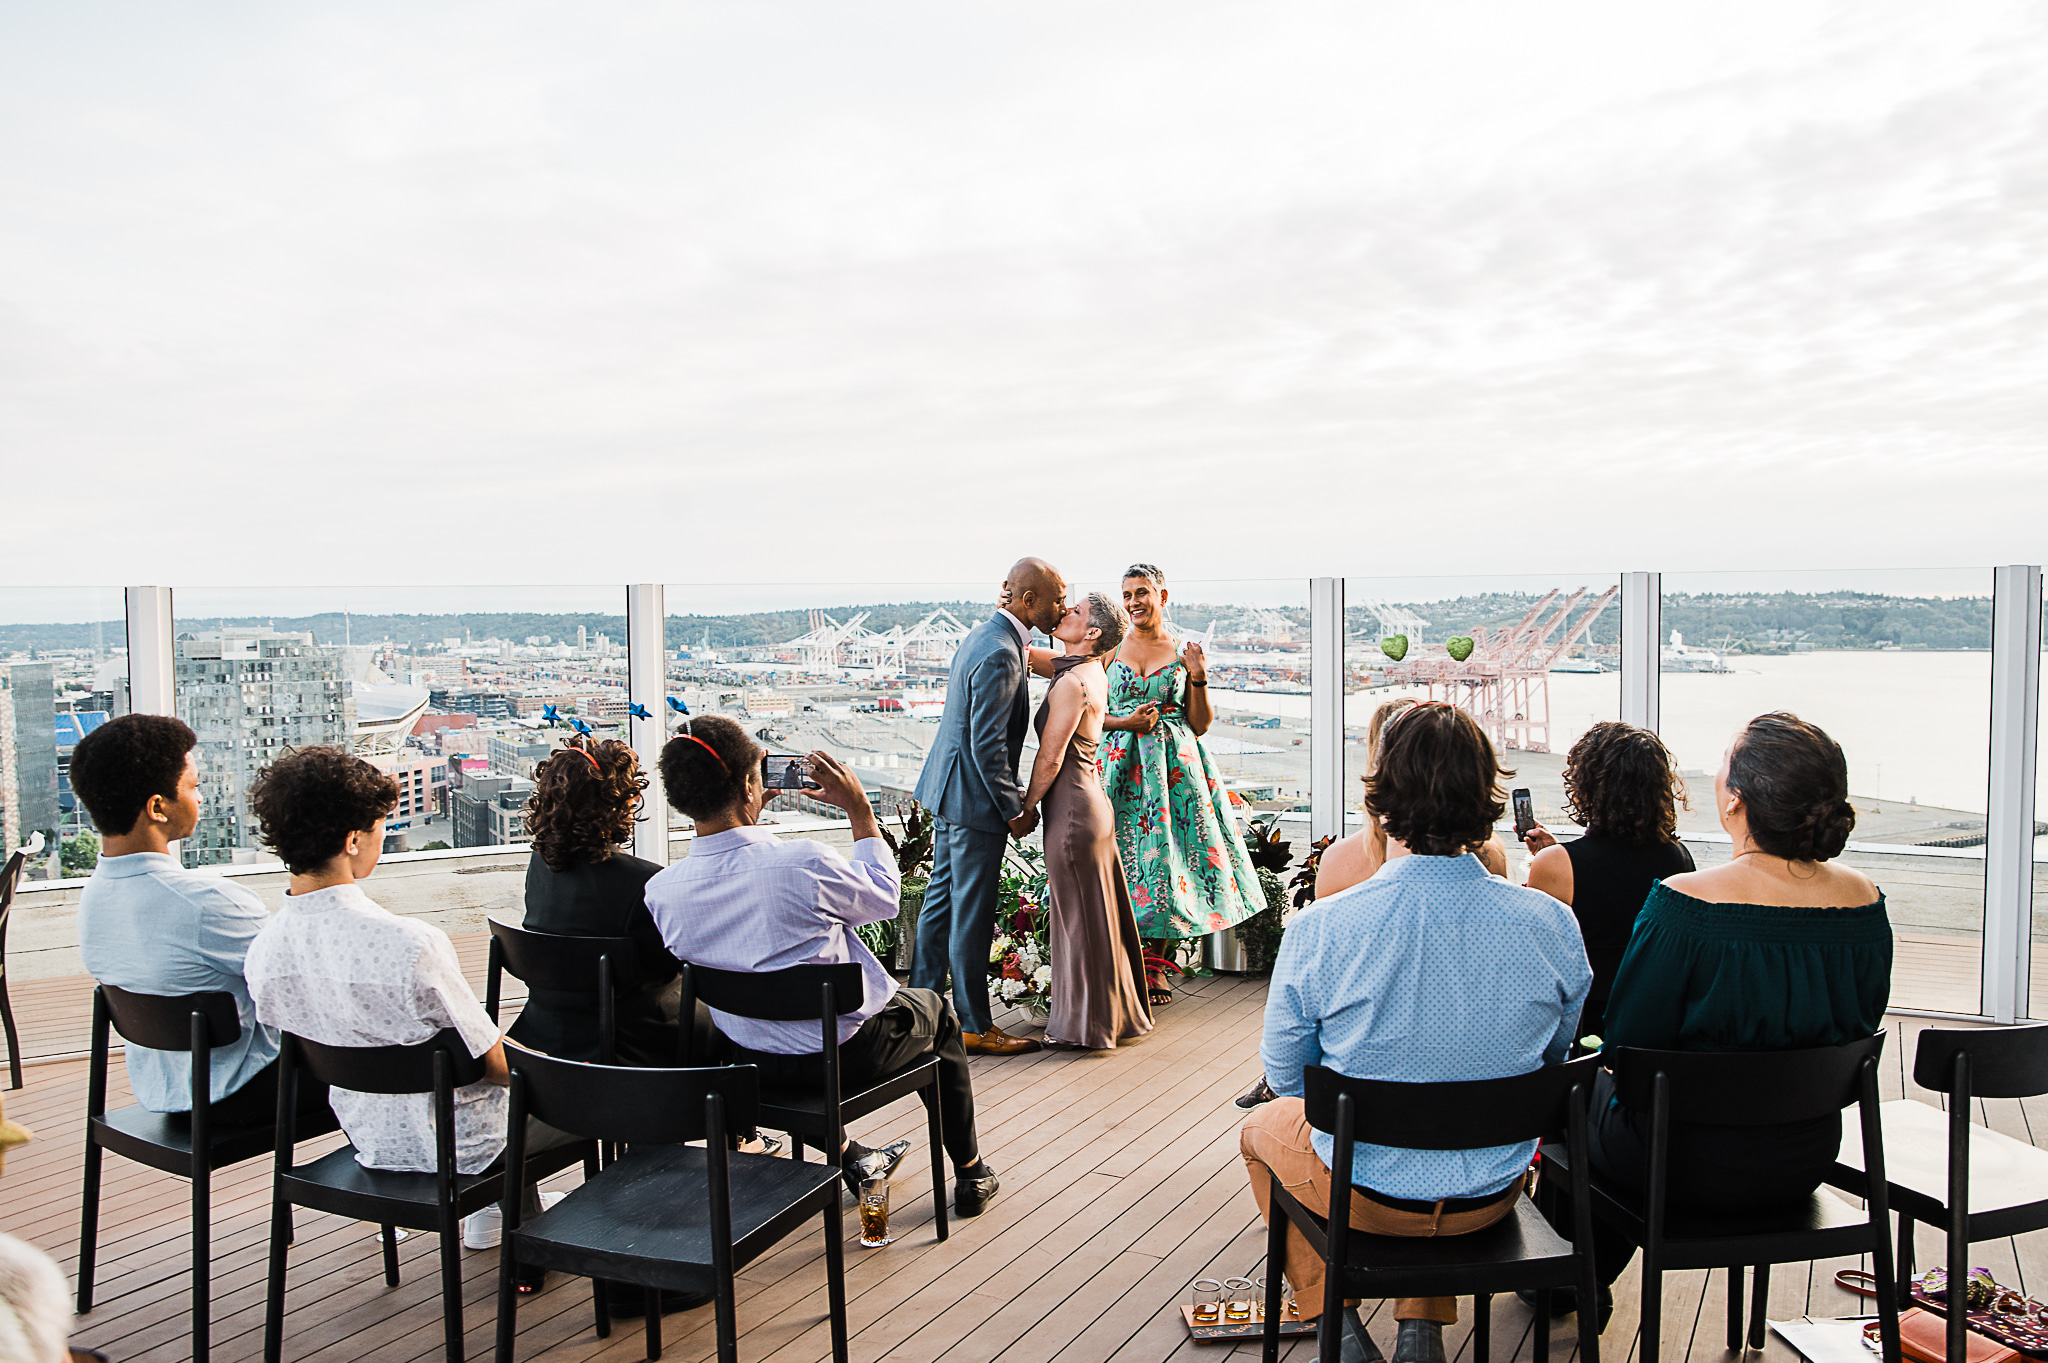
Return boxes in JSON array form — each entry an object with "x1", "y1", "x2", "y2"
[
  {"x1": 627, "y1": 584, "x2": 672, "y2": 864},
  {"x1": 1619, "y1": 572, "x2": 1662, "y2": 733},
  {"x1": 1310, "y1": 576, "x2": 1346, "y2": 847},
  {"x1": 125, "y1": 586, "x2": 175, "y2": 717},
  {"x1": 1984, "y1": 565, "x2": 2042, "y2": 1023}
]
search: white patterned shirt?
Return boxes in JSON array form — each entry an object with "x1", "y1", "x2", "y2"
[
  {"x1": 644, "y1": 827, "x2": 900, "y2": 1055},
  {"x1": 244, "y1": 883, "x2": 506, "y2": 1174}
]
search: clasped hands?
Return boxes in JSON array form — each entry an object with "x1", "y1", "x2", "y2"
[{"x1": 1008, "y1": 807, "x2": 1039, "y2": 838}]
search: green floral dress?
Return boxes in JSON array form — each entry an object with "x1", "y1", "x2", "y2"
[{"x1": 1096, "y1": 655, "x2": 1265, "y2": 939}]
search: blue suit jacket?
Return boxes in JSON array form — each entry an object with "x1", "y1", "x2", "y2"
[{"x1": 913, "y1": 613, "x2": 1031, "y2": 834}]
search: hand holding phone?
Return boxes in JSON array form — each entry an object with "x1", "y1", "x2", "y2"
[
  {"x1": 1511, "y1": 788, "x2": 1536, "y2": 838},
  {"x1": 761, "y1": 755, "x2": 820, "y2": 791}
]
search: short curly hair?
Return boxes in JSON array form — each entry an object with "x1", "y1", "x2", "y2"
[
  {"x1": 659, "y1": 716, "x2": 759, "y2": 820},
  {"x1": 1363, "y1": 702, "x2": 1512, "y2": 857},
  {"x1": 248, "y1": 746, "x2": 399, "y2": 874},
  {"x1": 1562, "y1": 722, "x2": 1688, "y2": 847},
  {"x1": 69, "y1": 714, "x2": 195, "y2": 835},
  {"x1": 525, "y1": 739, "x2": 646, "y2": 870}
]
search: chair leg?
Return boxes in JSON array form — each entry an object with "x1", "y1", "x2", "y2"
[
  {"x1": 1473, "y1": 1294, "x2": 1490, "y2": 1363},
  {"x1": 1895, "y1": 1215, "x2": 1915, "y2": 1309},
  {"x1": 926, "y1": 1082, "x2": 949, "y2": 1243},
  {"x1": 495, "y1": 1233, "x2": 520, "y2": 1363},
  {"x1": 713, "y1": 1261, "x2": 737, "y2": 1363},
  {"x1": 824, "y1": 1190, "x2": 849, "y2": 1363},
  {"x1": 1726, "y1": 1267, "x2": 1744, "y2": 1349},
  {"x1": 648, "y1": 1291, "x2": 664, "y2": 1361},
  {"x1": 590, "y1": 1277, "x2": 611, "y2": 1339},
  {"x1": 1533, "y1": 1291, "x2": 1549, "y2": 1363},
  {"x1": 1639, "y1": 1251, "x2": 1662, "y2": 1363},
  {"x1": 76, "y1": 1135, "x2": 102, "y2": 1313},
  {"x1": 1261, "y1": 1193, "x2": 1287, "y2": 1363},
  {"x1": 264, "y1": 1197, "x2": 291, "y2": 1363},
  {"x1": 1, "y1": 977, "x2": 21, "y2": 1090},
  {"x1": 790, "y1": 1133, "x2": 804, "y2": 1162},
  {"x1": 439, "y1": 1221, "x2": 466, "y2": 1363},
  {"x1": 193, "y1": 1163, "x2": 212, "y2": 1363},
  {"x1": 1747, "y1": 1264, "x2": 1770, "y2": 1351},
  {"x1": 382, "y1": 1224, "x2": 401, "y2": 1286}
]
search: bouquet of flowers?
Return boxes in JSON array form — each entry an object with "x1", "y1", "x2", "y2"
[{"x1": 988, "y1": 844, "x2": 1054, "y2": 1014}]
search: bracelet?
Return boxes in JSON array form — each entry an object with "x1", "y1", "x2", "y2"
[{"x1": 1188, "y1": 678, "x2": 1207, "y2": 687}]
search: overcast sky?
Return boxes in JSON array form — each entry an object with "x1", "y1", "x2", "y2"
[{"x1": 3, "y1": 1, "x2": 2045, "y2": 596}]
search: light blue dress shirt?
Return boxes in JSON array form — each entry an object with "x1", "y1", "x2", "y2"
[
  {"x1": 1260, "y1": 852, "x2": 1592, "y2": 1201},
  {"x1": 76, "y1": 853, "x2": 280, "y2": 1112},
  {"x1": 645, "y1": 827, "x2": 901, "y2": 1055}
]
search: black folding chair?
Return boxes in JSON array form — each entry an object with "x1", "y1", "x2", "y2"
[
  {"x1": 1261, "y1": 1057, "x2": 1602, "y2": 1363},
  {"x1": 683, "y1": 961, "x2": 948, "y2": 1243},
  {"x1": 494, "y1": 1050, "x2": 848, "y2": 1363},
  {"x1": 76, "y1": 984, "x2": 336, "y2": 1363},
  {"x1": 1542, "y1": 1035, "x2": 1901, "y2": 1363},
  {"x1": 1831, "y1": 1024, "x2": 2048, "y2": 1363},
  {"x1": 484, "y1": 918, "x2": 661, "y2": 1067},
  {"x1": 1, "y1": 850, "x2": 25, "y2": 1089},
  {"x1": 264, "y1": 1028, "x2": 595, "y2": 1363}
]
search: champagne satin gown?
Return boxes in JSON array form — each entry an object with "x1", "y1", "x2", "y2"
[{"x1": 1037, "y1": 656, "x2": 1155, "y2": 1050}]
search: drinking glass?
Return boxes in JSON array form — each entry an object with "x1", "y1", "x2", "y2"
[
  {"x1": 1224, "y1": 1276, "x2": 1257, "y2": 1322},
  {"x1": 1190, "y1": 1279, "x2": 1223, "y2": 1325},
  {"x1": 858, "y1": 1179, "x2": 894, "y2": 1248}
]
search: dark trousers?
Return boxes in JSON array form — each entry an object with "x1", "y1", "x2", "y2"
[
  {"x1": 910, "y1": 817, "x2": 1008, "y2": 1034},
  {"x1": 168, "y1": 1056, "x2": 333, "y2": 1130},
  {"x1": 744, "y1": 989, "x2": 980, "y2": 1171}
]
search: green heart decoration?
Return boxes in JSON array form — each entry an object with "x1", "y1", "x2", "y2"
[
  {"x1": 1445, "y1": 636, "x2": 1475, "y2": 662},
  {"x1": 1379, "y1": 634, "x2": 1408, "y2": 662}
]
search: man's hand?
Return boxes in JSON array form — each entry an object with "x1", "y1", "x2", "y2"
[
  {"x1": 1008, "y1": 808, "x2": 1039, "y2": 838},
  {"x1": 1520, "y1": 822, "x2": 1559, "y2": 855}
]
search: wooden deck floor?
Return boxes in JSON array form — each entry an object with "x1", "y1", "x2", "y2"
[{"x1": 5, "y1": 943, "x2": 2048, "y2": 1363}]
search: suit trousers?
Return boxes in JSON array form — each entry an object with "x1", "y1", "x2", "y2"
[{"x1": 910, "y1": 816, "x2": 1009, "y2": 1035}]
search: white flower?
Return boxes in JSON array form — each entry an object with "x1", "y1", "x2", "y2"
[
  {"x1": 999, "y1": 978, "x2": 1027, "y2": 1001},
  {"x1": 1031, "y1": 966, "x2": 1052, "y2": 988},
  {"x1": 989, "y1": 936, "x2": 1013, "y2": 964}
]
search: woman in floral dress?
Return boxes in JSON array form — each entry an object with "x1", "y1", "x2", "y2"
[{"x1": 1096, "y1": 565, "x2": 1265, "y2": 1003}]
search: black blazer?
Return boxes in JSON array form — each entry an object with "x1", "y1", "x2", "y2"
[{"x1": 506, "y1": 851, "x2": 681, "y2": 1065}]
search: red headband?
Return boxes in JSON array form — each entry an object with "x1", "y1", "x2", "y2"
[
  {"x1": 676, "y1": 733, "x2": 729, "y2": 774},
  {"x1": 561, "y1": 746, "x2": 601, "y2": 775}
]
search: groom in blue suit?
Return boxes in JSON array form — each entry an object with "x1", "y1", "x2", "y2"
[{"x1": 912, "y1": 557, "x2": 1068, "y2": 1055}]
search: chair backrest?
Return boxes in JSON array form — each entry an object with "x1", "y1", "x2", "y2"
[
  {"x1": 1912, "y1": 1024, "x2": 2048, "y2": 1100},
  {"x1": 290, "y1": 1027, "x2": 486, "y2": 1095},
  {"x1": 507, "y1": 1048, "x2": 760, "y2": 1145},
  {"x1": 0, "y1": 849, "x2": 24, "y2": 948},
  {"x1": 1608, "y1": 1032, "x2": 1888, "y2": 1126},
  {"x1": 487, "y1": 917, "x2": 641, "y2": 996},
  {"x1": 1304, "y1": 1055, "x2": 1602, "y2": 1150},
  {"x1": 688, "y1": 961, "x2": 866, "y2": 1022},
  {"x1": 100, "y1": 983, "x2": 242, "y2": 1052}
]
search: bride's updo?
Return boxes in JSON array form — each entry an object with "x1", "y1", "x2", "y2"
[
  {"x1": 1727, "y1": 711, "x2": 1856, "y2": 862},
  {"x1": 1085, "y1": 591, "x2": 1131, "y2": 658}
]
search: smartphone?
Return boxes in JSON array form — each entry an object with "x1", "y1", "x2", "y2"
[
  {"x1": 1511, "y1": 787, "x2": 1536, "y2": 837},
  {"x1": 761, "y1": 755, "x2": 817, "y2": 791}
]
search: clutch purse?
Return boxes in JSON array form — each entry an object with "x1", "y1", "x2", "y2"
[{"x1": 1865, "y1": 1309, "x2": 2021, "y2": 1363}]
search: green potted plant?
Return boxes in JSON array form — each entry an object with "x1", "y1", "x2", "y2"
[{"x1": 861, "y1": 801, "x2": 935, "y2": 973}]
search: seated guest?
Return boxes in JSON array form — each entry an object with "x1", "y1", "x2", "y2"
[
  {"x1": 1518, "y1": 721, "x2": 1695, "y2": 1040},
  {"x1": 1544, "y1": 712, "x2": 1889, "y2": 1324},
  {"x1": 242, "y1": 747, "x2": 573, "y2": 1293},
  {"x1": 644, "y1": 718, "x2": 1001, "y2": 1215},
  {"x1": 1244, "y1": 701, "x2": 1591, "y2": 1363},
  {"x1": 512, "y1": 739, "x2": 692, "y2": 1065},
  {"x1": 72, "y1": 715, "x2": 326, "y2": 1126}
]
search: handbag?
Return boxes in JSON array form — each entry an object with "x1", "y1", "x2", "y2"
[{"x1": 1862, "y1": 1309, "x2": 2021, "y2": 1363}]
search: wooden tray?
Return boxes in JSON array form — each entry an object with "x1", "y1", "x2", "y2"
[{"x1": 1181, "y1": 1303, "x2": 1317, "y2": 1341}]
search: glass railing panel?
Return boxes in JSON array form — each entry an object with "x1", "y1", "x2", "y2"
[
  {"x1": 2032, "y1": 593, "x2": 2048, "y2": 1020},
  {"x1": 171, "y1": 585, "x2": 628, "y2": 866},
  {"x1": 1344, "y1": 574, "x2": 1624, "y2": 856},
  {"x1": 0, "y1": 587, "x2": 130, "y2": 881},
  {"x1": 1660, "y1": 568, "x2": 1994, "y2": 1016}
]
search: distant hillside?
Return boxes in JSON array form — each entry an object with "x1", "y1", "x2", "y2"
[{"x1": 0, "y1": 590, "x2": 1999, "y2": 656}]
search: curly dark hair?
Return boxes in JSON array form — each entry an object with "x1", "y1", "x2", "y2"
[
  {"x1": 659, "y1": 716, "x2": 758, "y2": 820},
  {"x1": 1363, "y1": 702, "x2": 1513, "y2": 857},
  {"x1": 69, "y1": 714, "x2": 195, "y2": 835},
  {"x1": 248, "y1": 746, "x2": 400, "y2": 874},
  {"x1": 525, "y1": 739, "x2": 645, "y2": 870},
  {"x1": 1562, "y1": 721, "x2": 1687, "y2": 847},
  {"x1": 1727, "y1": 711, "x2": 1855, "y2": 862}
]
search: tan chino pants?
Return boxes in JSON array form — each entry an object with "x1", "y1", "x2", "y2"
[{"x1": 1240, "y1": 1098, "x2": 1523, "y2": 1324}]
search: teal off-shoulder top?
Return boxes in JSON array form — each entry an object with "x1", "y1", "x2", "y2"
[{"x1": 1602, "y1": 881, "x2": 1893, "y2": 1053}]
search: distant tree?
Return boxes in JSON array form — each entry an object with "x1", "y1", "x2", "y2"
[
  {"x1": 419, "y1": 840, "x2": 451, "y2": 852},
  {"x1": 61, "y1": 830, "x2": 100, "y2": 876}
]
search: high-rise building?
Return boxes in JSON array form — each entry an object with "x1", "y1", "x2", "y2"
[
  {"x1": 0, "y1": 662, "x2": 59, "y2": 872},
  {"x1": 450, "y1": 773, "x2": 532, "y2": 847},
  {"x1": 176, "y1": 629, "x2": 354, "y2": 867}
]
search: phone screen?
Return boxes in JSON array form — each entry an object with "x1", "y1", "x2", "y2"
[
  {"x1": 1511, "y1": 788, "x2": 1535, "y2": 836},
  {"x1": 761, "y1": 755, "x2": 815, "y2": 791}
]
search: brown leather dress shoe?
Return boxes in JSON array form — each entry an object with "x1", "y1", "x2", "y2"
[{"x1": 962, "y1": 1025, "x2": 1042, "y2": 1055}]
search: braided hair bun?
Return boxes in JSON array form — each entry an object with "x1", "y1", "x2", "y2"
[
  {"x1": 1727, "y1": 712, "x2": 1855, "y2": 862},
  {"x1": 658, "y1": 715, "x2": 757, "y2": 819}
]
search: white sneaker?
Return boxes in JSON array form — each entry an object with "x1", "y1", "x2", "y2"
[{"x1": 462, "y1": 1193, "x2": 565, "y2": 1250}]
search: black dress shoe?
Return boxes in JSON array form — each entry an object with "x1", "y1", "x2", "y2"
[
  {"x1": 1392, "y1": 1319, "x2": 1446, "y2": 1363},
  {"x1": 1234, "y1": 1077, "x2": 1279, "y2": 1109},
  {"x1": 954, "y1": 1162, "x2": 1000, "y2": 1216},
  {"x1": 841, "y1": 1138, "x2": 912, "y2": 1200},
  {"x1": 1342, "y1": 1307, "x2": 1386, "y2": 1363}
]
